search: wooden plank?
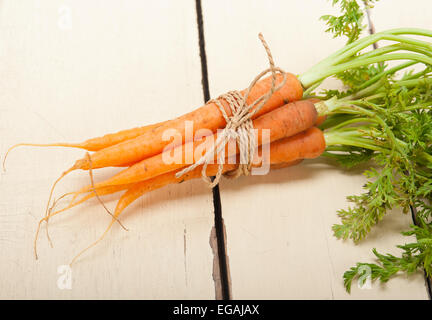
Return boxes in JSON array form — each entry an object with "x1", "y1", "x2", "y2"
[
  {"x1": 202, "y1": 0, "x2": 430, "y2": 299},
  {"x1": 372, "y1": 0, "x2": 432, "y2": 31},
  {"x1": 0, "y1": 0, "x2": 216, "y2": 299}
]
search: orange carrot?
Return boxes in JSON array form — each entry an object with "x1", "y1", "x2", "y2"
[
  {"x1": 65, "y1": 127, "x2": 325, "y2": 264},
  {"x1": 41, "y1": 127, "x2": 324, "y2": 228},
  {"x1": 114, "y1": 127, "x2": 326, "y2": 227},
  {"x1": 2, "y1": 122, "x2": 167, "y2": 171},
  {"x1": 71, "y1": 73, "x2": 303, "y2": 171},
  {"x1": 315, "y1": 115, "x2": 327, "y2": 126},
  {"x1": 67, "y1": 122, "x2": 165, "y2": 151},
  {"x1": 306, "y1": 98, "x2": 326, "y2": 126},
  {"x1": 45, "y1": 161, "x2": 302, "y2": 224},
  {"x1": 32, "y1": 73, "x2": 303, "y2": 214},
  {"x1": 75, "y1": 100, "x2": 317, "y2": 191},
  {"x1": 267, "y1": 127, "x2": 325, "y2": 162}
]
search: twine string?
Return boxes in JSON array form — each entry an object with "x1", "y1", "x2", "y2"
[{"x1": 176, "y1": 33, "x2": 287, "y2": 187}]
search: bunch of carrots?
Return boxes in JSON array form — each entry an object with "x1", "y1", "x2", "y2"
[{"x1": 4, "y1": 28, "x2": 432, "y2": 267}]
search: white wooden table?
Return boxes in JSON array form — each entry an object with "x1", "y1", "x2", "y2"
[{"x1": 0, "y1": 0, "x2": 430, "y2": 299}]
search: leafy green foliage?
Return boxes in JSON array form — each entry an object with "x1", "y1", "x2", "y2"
[
  {"x1": 321, "y1": 0, "x2": 379, "y2": 44},
  {"x1": 322, "y1": 75, "x2": 432, "y2": 289},
  {"x1": 319, "y1": 0, "x2": 432, "y2": 293},
  {"x1": 337, "y1": 63, "x2": 386, "y2": 88},
  {"x1": 327, "y1": 80, "x2": 432, "y2": 242},
  {"x1": 322, "y1": 147, "x2": 374, "y2": 168},
  {"x1": 333, "y1": 164, "x2": 400, "y2": 241},
  {"x1": 343, "y1": 221, "x2": 432, "y2": 293},
  {"x1": 320, "y1": 63, "x2": 387, "y2": 100},
  {"x1": 319, "y1": 1, "x2": 386, "y2": 100}
]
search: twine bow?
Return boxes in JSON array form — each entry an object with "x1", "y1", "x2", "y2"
[{"x1": 175, "y1": 33, "x2": 287, "y2": 187}]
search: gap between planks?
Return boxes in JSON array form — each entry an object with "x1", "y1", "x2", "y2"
[{"x1": 195, "y1": 0, "x2": 232, "y2": 300}]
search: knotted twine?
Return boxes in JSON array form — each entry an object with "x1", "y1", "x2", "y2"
[{"x1": 175, "y1": 33, "x2": 287, "y2": 188}]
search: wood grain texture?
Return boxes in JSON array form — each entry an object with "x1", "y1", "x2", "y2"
[
  {"x1": 202, "y1": 0, "x2": 430, "y2": 299},
  {"x1": 372, "y1": 0, "x2": 432, "y2": 30},
  {"x1": 0, "y1": 0, "x2": 215, "y2": 299},
  {"x1": 1, "y1": 0, "x2": 431, "y2": 300}
]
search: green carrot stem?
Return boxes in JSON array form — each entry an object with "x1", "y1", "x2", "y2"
[
  {"x1": 299, "y1": 28, "x2": 432, "y2": 88},
  {"x1": 355, "y1": 61, "x2": 418, "y2": 91}
]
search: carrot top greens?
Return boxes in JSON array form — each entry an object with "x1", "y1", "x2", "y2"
[
  {"x1": 309, "y1": 1, "x2": 432, "y2": 293},
  {"x1": 322, "y1": 72, "x2": 432, "y2": 293},
  {"x1": 299, "y1": 28, "x2": 432, "y2": 89},
  {"x1": 321, "y1": 0, "x2": 379, "y2": 44}
]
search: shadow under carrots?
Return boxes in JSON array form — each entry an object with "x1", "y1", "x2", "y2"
[{"x1": 52, "y1": 157, "x2": 373, "y2": 227}]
